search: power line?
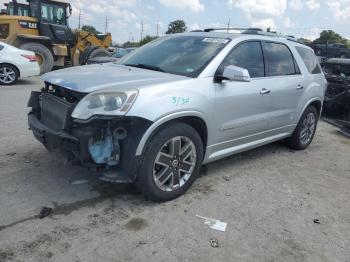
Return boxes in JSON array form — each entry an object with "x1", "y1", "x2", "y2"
[
  {"x1": 104, "y1": 16, "x2": 109, "y2": 34},
  {"x1": 78, "y1": 9, "x2": 82, "y2": 29},
  {"x1": 140, "y1": 20, "x2": 144, "y2": 41}
]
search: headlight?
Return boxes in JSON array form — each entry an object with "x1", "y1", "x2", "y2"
[{"x1": 72, "y1": 90, "x2": 138, "y2": 120}]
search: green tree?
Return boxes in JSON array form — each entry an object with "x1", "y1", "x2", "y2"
[
  {"x1": 298, "y1": 38, "x2": 313, "y2": 45},
  {"x1": 123, "y1": 35, "x2": 158, "y2": 48},
  {"x1": 122, "y1": 41, "x2": 139, "y2": 48},
  {"x1": 139, "y1": 35, "x2": 158, "y2": 46},
  {"x1": 313, "y1": 30, "x2": 349, "y2": 46},
  {"x1": 81, "y1": 25, "x2": 101, "y2": 35},
  {"x1": 166, "y1": 20, "x2": 187, "y2": 34}
]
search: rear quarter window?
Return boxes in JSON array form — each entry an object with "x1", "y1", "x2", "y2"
[
  {"x1": 0, "y1": 44, "x2": 3, "y2": 51},
  {"x1": 296, "y1": 46, "x2": 322, "y2": 74}
]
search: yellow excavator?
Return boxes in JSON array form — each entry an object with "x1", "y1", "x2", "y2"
[{"x1": 0, "y1": 0, "x2": 112, "y2": 74}]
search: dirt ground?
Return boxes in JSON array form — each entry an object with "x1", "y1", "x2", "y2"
[{"x1": 0, "y1": 77, "x2": 349, "y2": 262}]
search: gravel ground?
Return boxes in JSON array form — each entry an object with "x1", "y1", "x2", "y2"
[{"x1": 0, "y1": 77, "x2": 349, "y2": 262}]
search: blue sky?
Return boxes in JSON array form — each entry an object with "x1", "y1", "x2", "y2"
[{"x1": 2, "y1": 0, "x2": 350, "y2": 43}]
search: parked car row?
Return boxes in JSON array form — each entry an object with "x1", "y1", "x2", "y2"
[
  {"x1": 0, "y1": 42, "x2": 40, "y2": 85},
  {"x1": 311, "y1": 43, "x2": 350, "y2": 59},
  {"x1": 0, "y1": 42, "x2": 137, "y2": 85},
  {"x1": 86, "y1": 48, "x2": 136, "y2": 65}
]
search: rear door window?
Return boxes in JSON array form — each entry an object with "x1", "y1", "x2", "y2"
[
  {"x1": 262, "y1": 42, "x2": 298, "y2": 76},
  {"x1": 219, "y1": 41, "x2": 265, "y2": 78},
  {"x1": 296, "y1": 46, "x2": 322, "y2": 74}
]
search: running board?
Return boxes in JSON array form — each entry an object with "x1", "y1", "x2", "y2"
[{"x1": 208, "y1": 133, "x2": 290, "y2": 162}]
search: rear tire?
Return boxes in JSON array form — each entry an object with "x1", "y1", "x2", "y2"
[
  {"x1": 80, "y1": 46, "x2": 111, "y2": 65},
  {"x1": 286, "y1": 106, "x2": 319, "y2": 150},
  {"x1": 20, "y1": 42, "x2": 54, "y2": 74},
  {"x1": 0, "y1": 64, "x2": 19, "y2": 85},
  {"x1": 135, "y1": 122, "x2": 203, "y2": 202}
]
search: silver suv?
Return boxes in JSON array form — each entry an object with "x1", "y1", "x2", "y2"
[{"x1": 28, "y1": 29, "x2": 326, "y2": 201}]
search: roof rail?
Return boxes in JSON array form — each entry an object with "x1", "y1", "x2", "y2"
[
  {"x1": 203, "y1": 27, "x2": 301, "y2": 43},
  {"x1": 204, "y1": 27, "x2": 262, "y2": 33}
]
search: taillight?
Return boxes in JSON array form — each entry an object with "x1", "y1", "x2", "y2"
[{"x1": 21, "y1": 54, "x2": 37, "y2": 62}]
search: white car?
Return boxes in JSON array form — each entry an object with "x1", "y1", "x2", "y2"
[{"x1": 0, "y1": 42, "x2": 40, "y2": 85}]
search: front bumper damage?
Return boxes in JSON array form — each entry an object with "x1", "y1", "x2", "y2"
[{"x1": 27, "y1": 88, "x2": 152, "y2": 182}]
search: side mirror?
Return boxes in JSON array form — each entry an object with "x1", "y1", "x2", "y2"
[
  {"x1": 67, "y1": 4, "x2": 72, "y2": 18},
  {"x1": 216, "y1": 65, "x2": 251, "y2": 82}
]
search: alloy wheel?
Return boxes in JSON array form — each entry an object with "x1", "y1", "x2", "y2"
[
  {"x1": 300, "y1": 112, "x2": 316, "y2": 145},
  {"x1": 153, "y1": 136, "x2": 197, "y2": 192},
  {"x1": 0, "y1": 66, "x2": 16, "y2": 84}
]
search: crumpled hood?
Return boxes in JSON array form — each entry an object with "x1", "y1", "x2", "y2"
[{"x1": 42, "y1": 63, "x2": 188, "y2": 93}]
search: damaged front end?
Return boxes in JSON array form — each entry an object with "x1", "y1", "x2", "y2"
[{"x1": 27, "y1": 82, "x2": 152, "y2": 181}]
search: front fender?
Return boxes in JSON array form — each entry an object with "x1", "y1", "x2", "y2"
[
  {"x1": 135, "y1": 110, "x2": 208, "y2": 156},
  {"x1": 126, "y1": 77, "x2": 215, "y2": 156}
]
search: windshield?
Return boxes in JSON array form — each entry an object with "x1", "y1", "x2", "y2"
[{"x1": 119, "y1": 35, "x2": 230, "y2": 77}]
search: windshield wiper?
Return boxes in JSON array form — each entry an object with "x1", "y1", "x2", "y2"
[{"x1": 125, "y1": 63, "x2": 164, "y2": 72}]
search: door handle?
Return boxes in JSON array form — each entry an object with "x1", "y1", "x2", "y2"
[
  {"x1": 297, "y1": 84, "x2": 304, "y2": 90},
  {"x1": 260, "y1": 88, "x2": 271, "y2": 95}
]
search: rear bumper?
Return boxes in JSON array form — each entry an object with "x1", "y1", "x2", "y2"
[{"x1": 19, "y1": 62, "x2": 40, "y2": 78}]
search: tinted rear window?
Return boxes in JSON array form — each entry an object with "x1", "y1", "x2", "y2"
[
  {"x1": 262, "y1": 42, "x2": 298, "y2": 76},
  {"x1": 296, "y1": 46, "x2": 322, "y2": 74}
]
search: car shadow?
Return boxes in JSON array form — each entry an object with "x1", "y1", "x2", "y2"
[{"x1": 0, "y1": 140, "x2": 292, "y2": 232}]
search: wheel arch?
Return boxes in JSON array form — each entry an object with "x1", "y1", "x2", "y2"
[
  {"x1": 17, "y1": 40, "x2": 54, "y2": 55},
  {"x1": 16, "y1": 35, "x2": 52, "y2": 46},
  {"x1": 298, "y1": 98, "x2": 323, "y2": 123},
  {"x1": 135, "y1": 111, "x2": 208, "y2": 158}
]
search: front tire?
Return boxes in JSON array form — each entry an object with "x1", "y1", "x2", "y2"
[
  {"x1": 0, "y1": 64, "x2": 19, "y2": 85},
  {"x1": 286, "y1": 106, "x2": 319, "y2": 150},
  {"x1": 135, "y1": 122, "x2": 204, "y2": 202}
]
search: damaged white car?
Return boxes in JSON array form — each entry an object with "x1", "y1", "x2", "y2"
[{"x1": 28, "y1": 29, "x2": 326, "y2": 201}]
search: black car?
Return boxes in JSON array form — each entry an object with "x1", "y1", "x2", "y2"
[
  {"x1": 313, "y1": 43, "x2": 350, "y2": 59},
  {"x1": 86, "y1": 48, "x2": 136, "y2": 64}
]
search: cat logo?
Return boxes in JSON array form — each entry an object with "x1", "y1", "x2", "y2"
[{"x1": 18, "y1": 21, "x2": 38, "y2": 29}]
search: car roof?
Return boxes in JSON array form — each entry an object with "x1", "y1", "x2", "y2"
[{"x1": 169, "y1": 31, "x2": 310, "y2": 49}]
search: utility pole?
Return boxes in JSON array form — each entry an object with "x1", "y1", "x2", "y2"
[
  {"x1": 227, "y1": 18, "x2": 230, "y2": 32},
  {"x1": 156, "y1": 23, "x2": 159, "y2": 37},
  {"x1": 140, "y1": 20, "x2": 144, "y2": 42},
  {"x1": 78, "y1": 9, "x2": 82, "y2": 29},
  {"x1": 128, "y1": 32, "x2": 131, "y2": 42},
  {"x1": 105, "y1": 16, "x2": 109, "y2": 34}
]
